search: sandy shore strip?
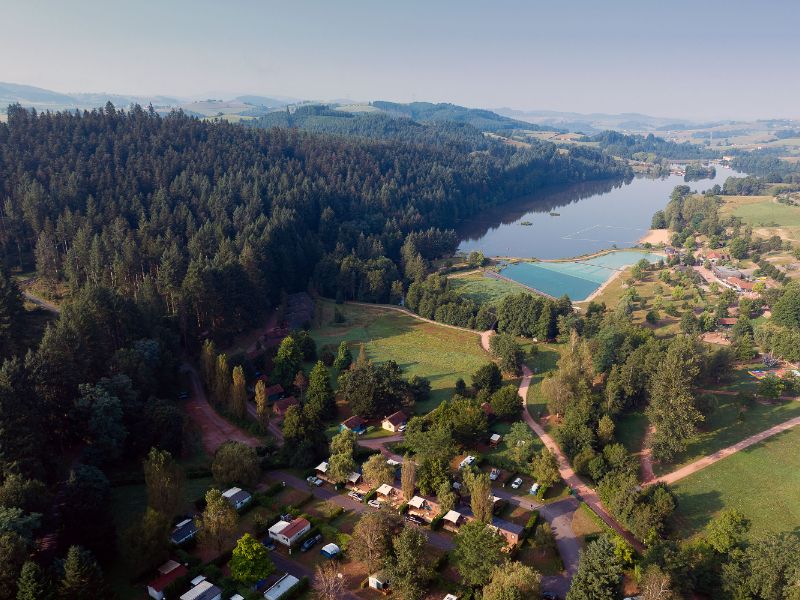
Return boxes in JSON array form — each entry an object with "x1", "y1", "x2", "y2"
[
  {"x1": 638, "y1": 228, "x2": 670, "y2": 245},
  {"x1": 579, "y1": 268, "x2": 625, "y2": 304}
]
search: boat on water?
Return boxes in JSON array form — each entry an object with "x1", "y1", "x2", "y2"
[{"x1": 549, "y1": 212, "x2": 560, "y2": 216}]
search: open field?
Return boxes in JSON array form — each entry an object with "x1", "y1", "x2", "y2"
[
  {"x1": 654, "y1": 394, "x2": 800, "y2": 476},
  {"x1": 310, "y1": 301, "x2": 489, "y2": 413},
  {"x1": 671, "y1": 426, "x2": 800, "y2": 539},
  {"x1": 448, "y1": 270, "x2": 531, "y2": 305},
  {"x1": 720, "y1": 195, "x2": 800, "y2": 227},
  {"x1": 615, "y1": 411, "x2": 648, "y2": 455}
]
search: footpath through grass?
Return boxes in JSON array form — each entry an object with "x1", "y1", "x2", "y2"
[
  {"x1": 654, "y1": 394, "x2": 800, "y2": 476},
  {"x1": 310, "y1": 301, "x2": 488, "y2": 413},
  {"x1": 671, "y1": 425, "x2": 800, "y2": 539}
]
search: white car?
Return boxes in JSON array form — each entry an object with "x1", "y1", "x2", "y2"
[
  {"x1": 307, "y1": 476, "x2": 323, "y2": 486},
  {"x1": 459, "y1": 455, "x2": 476, "y2": 469},
  {"x1": 348, "y1": 491, "x2": 364, "y2": 501},
  {"x1": 367, "y1": 499, "x2": 381, "y2": 509},
  {"x1": 489, "y1": 468, "x2": 500, "y2": 481},
  {"x1": 398, "y1": 424, "x2": 406, "y2": 433},
  {"x1": 511, "y1": 477, "x2": 523, "y2": 489},
  {"x1": 529, "y1": 483, "x2": 540, "y2": 496}
]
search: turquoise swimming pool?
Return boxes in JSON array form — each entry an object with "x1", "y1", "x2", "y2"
[{"x1": 498, "y1": 251, "x2": 664, "y2": 301}]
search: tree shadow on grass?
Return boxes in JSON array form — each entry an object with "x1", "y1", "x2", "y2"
[{"x1": 670, "y1": 490, "x2": 724, "y2": 537}]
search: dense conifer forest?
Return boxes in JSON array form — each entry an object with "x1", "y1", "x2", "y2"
[{"x1": 0, "y1": 103, "x2": 628, "y2": 340}]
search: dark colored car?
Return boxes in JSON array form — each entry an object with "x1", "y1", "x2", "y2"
[
  {"x1": 404, "y1": 514, "x2": 424, "y2": 525},
  {"x1": 261, "y1": 538, "x2": 276, "y2": 551},
  {"x1": 300, "y1": 534, "x2": 322, "y2": 552}
]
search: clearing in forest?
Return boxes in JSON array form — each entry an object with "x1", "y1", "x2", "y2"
[{"x1": 310, "y1": 301, "x2": 488, "y2": 413}]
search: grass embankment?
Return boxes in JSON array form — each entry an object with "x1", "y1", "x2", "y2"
[
  {"x1": 448, "y1": 270, "x2": 531, "y2": 305},
  {"x1": 671, "y1": 425, "x2": 800, "y2": 539},
  {"x1": 310, "y1": 301, "x2": 489, "y2": 414}
]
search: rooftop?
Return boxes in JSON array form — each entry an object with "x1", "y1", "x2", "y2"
[
  {"x1": 383, "y1": 410, "x2": 407, "y2": 426},
  {"x1": 342, "y1": 415, "x2": 366, "y2": 429}
]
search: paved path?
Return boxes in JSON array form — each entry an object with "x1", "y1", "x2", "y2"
[
  {"x1": 648, "y1": 415, "x2": 800, "y2": 486},
  {"x1": 275, "y1": 471, "x2": 454, "y2": 551},
  {"x1": 182, "y1": 363, "x2": 260, "y2": 454}
]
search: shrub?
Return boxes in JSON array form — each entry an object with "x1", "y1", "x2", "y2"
[
  {"x1": 398, "y1": 502, "x2": 409, "y2": 514},
  {"x1": 430, "y1": 515, "x2": 444, "y2": 530},
  {"x1": 363, "y1": 489, "x2": 377, "y2": 503}
]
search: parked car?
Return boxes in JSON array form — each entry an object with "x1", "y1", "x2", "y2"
[
  {"x1": 300, "y1": 534, "x2": 322, "y2": 552},
  {"x1": 529, "y1": 483, "x2": 540, "y2": 496},
  {"x1": 489, "y1": 468, "x2": 500, "y2": 481},
  {"x1": 398, "y1": 424, "x2": 407, "y2": 433},
  {"x1": 261, "y1": 538, "x2": 276, "y2": 551},
  {"x1": 404, "y1": 514, "x2": 425, "y2": 525},
  {"x1": 280, "y1": 513, "x2": 293, "y2": 522},
  {"x1": 348, "y1": 491, "x2": 364, "y2": 502},
  {"x1": 306, "y1": 476, "x2": 323, "y2": 486},
  {"x1": 459, "y1": 455, "x2": 476, "y2": 469},
  {"x1": 511, "y1": 477, "x2": 523, "y2": 489},
  {"x1": 367, "y1": 499, "x2": 382, "y2": 509}
]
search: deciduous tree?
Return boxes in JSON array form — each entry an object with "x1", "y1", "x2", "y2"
[
  {"x1": 229, "y1": 533, "x2": 274, "y2": 586},
  {"x1": 211, "y1": 442, "x2": 260, "y2": 488},
  {"x1": 143, "y1": 447, "x2": 185, "y2": 519},
  {"x1": 196, "y1": 489, "x2": 238, "y2": 552},
  {"x1": 453, "y1": 521, "x2": 506, "y2": 587},
  {"x1": 482, "y1": 561, "x2": 541, "y2": 600}
]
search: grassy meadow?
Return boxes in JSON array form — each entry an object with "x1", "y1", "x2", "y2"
[
  {"x1": 671, "y1": 425, "x2": 800, "y2": 539},
  {"x1": 654, "y1": 394, "x2": 800, "y2": 476},
  {"x1": 310, "y1": 301, "x2": 489, "y2": 413}
]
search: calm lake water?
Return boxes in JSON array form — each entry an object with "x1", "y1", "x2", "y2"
[{"x1": 457, "y1": 165, "x2": 741, "y2": 259}]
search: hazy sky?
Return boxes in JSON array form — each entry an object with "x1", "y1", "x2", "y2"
[{"x1": 3, "y1": 0, "x2": 799, "y2": 120}]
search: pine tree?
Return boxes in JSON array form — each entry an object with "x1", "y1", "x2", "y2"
[
  {"x1": 305, "y1": 361, "x2": 335, "y2": 421},
  {"x1": 333, "y1": 341, "x2": 352, "y2": 371},
  {"x1": 16, "y1": 561, "x2": 54, "y2": 600},
  {"x1": 0, "y1": 269, "x2": 24, "y2": 359},
  {"x1": 254, "y1": 379, "x2": 269, "y2": 426},
  {"x1": 60, "y1": 546, "x2": 107, "y2": 600},
  {"x1": 231, "y1": 366, "x2": 247, "y2": 418}
]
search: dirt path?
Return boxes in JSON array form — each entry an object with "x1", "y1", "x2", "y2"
[
  {"x1": 516, "y1": 363, "x2": 644, "y2": 552},
  {"x1": 640, "y1": 425, "x2": 656, "y2": 483},
  {"x1": 22, "y1": 289, "x2": 61, "y2": 314},
  {"x1": 182, "y1": 363, "x2": 260, "y2": 454},
  {"x1": 647, "y1": 415, "x2": 800, "y2": 486}
]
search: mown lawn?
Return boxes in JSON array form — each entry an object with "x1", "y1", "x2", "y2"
[
  {"x1": 525, "y1": 344, "x2": 563, "y2": 420},
  {"x1": 720, "y1": 195, "x2": 800, "y2": 227},
  {"x1": 310, "y1": 301, "x2": 489, "y2": 414},
  {"x1": 654, "y1": 394, "x2": 800, "y2": 476},
  {"x1": 671, "y1": 425, "x2": 800, "y2": 539}
]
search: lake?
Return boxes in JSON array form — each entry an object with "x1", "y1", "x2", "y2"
[{"x1": 457, "y1": 165, "x2": 741, "y2": 259}]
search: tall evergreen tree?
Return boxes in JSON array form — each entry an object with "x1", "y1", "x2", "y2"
[
  {"x1": 0, "y1": 270, "x2": 23, "y2": 360},
  {"x1": 305, "y1": 361, "x2": 335, "y2": 421},
  {"x1": 567, "y1": 537, "x2": 623, "y2": 600},
  {"x1": 59, "y1": 546, "x2": 107, "y2": 600},
  {"x1": 16, "y1": 560, "x2": 54, "y2": 600}
]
